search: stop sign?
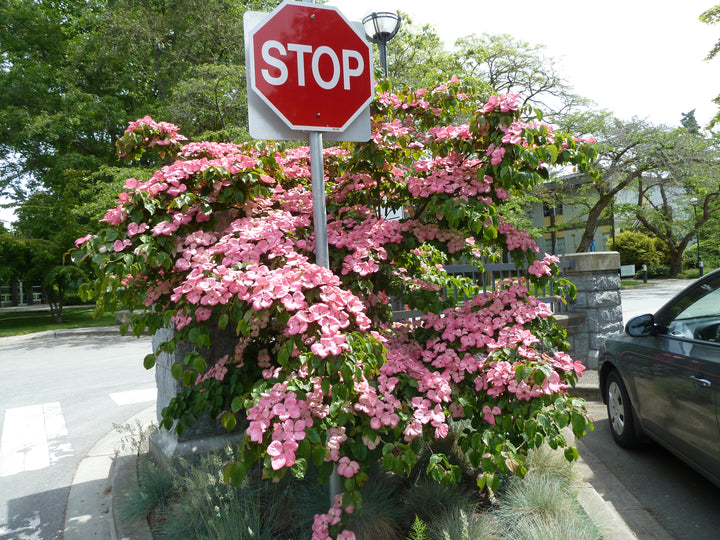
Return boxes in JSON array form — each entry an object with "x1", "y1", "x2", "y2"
[{"x1": 248, "y1": 1, "x2": 373, "y2": 133}]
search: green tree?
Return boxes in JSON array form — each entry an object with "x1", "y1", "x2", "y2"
[
  {"x1": 0, "y1": 0, "x2": 279, "y2": 308},
  {"x1": 0, "y1": 0, "x2": 278, "y2": 202},
  {"x1": 701, "y1": 5, "x2": 720, "y2": 126},
  {"x1": 681, "y1": 109, "x2": 701, "y2": 134},
  {"x1": 453, "y1": 34, "x2": 591, "y2": 120},
  {"x1": 385, "y1": 12, "x2": 462, "y2": 89},
  {"x1": 622, "y1": 128, "x2": 720, "y2": 276},
  {"x1": 552, "y1": 112, "x2": 715, "y2": 257}
]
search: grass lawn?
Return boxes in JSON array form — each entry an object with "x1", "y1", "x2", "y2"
[{"x1": 0, "y1": 306, "x2": 117, "y2": 338}]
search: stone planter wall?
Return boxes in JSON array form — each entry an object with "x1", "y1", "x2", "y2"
[
  {"x1": 562, "y1": 251, "x2": 623, "y2": 369},
  {"x1": 149, "y1": 326, "x2": 245, "y2": 467}
]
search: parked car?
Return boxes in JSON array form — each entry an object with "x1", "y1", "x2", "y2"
[{"x1": 599, "y1": 268, "x2": 720, "y2": 486}]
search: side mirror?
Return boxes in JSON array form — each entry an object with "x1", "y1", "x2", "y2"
[{"x1": 626, "y1": 314, "x2": 656, "y2": 337}]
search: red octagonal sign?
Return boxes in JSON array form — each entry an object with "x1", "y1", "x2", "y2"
[{"x1": 249, "y1": 1, "x2": 373, "y2": 132}]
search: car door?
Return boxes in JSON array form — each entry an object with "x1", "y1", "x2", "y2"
[{"x1": 630, "y1": 276, "x2": 720, "y2": 478}]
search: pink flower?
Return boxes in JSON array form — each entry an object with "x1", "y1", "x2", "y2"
[
  {"x1": 487, "y1": 145, "x2": 506, "y2": 165},
  {"x1": 113, "y1": 239, "x2": 131, "y2": 252},
  {"x1": 75, "y1": 234, "x2": 92, "y2": 247},
  {"x1": 127, "y1": 222, "x2": 148, "y2": 237},
  {"x1": 483, "y1": 405, "x2": 502, "y2": 425},
  {"x1": 267, "y1": 439, "x2": 298, "y2": 470},
  {"x1": 102, "y1": 206, "x2": 126, "y2": 225},
  {"x1": 337, "y1": 456, "x2": 360, "y2": 478}
]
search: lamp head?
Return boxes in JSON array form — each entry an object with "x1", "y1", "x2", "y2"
[{"x1": 362, "y1": 11, "x2": 402, "y2": 44}]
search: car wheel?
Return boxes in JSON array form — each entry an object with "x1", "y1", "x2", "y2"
[{"x1": 606, "y1": 370, "x2": 642, "y2": 448}]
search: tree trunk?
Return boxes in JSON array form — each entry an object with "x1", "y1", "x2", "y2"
[{"x1": 577, "y1": 199, "x2": 608, "y2": 252}]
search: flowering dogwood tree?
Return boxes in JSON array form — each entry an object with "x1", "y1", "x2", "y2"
[{"x1": 75, "y1": 78, "x2": 596, "y2": 539}]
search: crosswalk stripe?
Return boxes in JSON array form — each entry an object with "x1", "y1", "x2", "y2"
[
  {"x1": 0, "y1": 402, "x2": 73, "y2": 477},
  {"x1": 109, "y1": 388, "x2": 156, "y2": 406}
]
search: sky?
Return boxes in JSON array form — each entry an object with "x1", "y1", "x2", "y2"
[
  {"x1": 332, "y1": 0, "x2": 720, "y2": 127},
  {"x1": 2, "y1": 1, "x2": 719, "y2": 226}
]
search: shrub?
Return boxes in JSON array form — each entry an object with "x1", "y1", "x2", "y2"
[
  {"x1": 608, "y1": 231, "x2": 660, "y2": 267},
  {"x1": 76, "y1": 80, "x2": 595, "y2": 539}
]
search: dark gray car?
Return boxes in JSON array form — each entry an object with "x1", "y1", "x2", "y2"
[{"x1": 599, "y1": 269, "x2": 720, "y2": 486}]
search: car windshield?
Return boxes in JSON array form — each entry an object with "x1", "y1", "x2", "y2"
[
  {"x1": 660, "y1": 274, "x2": 720, "y2": 341},
  {"x1": 671, "y1": 280, "x2": 720, "y2": 321}
]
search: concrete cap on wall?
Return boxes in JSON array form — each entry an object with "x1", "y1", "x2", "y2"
[{"x1": 565, "y1": 252, "x2": 621, "y2": 273}]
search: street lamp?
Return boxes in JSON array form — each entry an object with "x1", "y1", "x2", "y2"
[
  {"x1": 362, "y1": 11, "x2": 402, "y2": 78},
  {"x1": 690, "y1": 198, "x2": 704, "y2": 276}
]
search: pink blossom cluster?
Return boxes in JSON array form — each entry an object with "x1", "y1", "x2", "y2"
[
  {"x1": 121, "y1": 116, "x2": 187, "y2": 152},
  {"x1": 327, "y1": 209, "x2": 408, "y2": 276},
  {"x1": 480, "y1": 93, "x2": 521, "y2": 114},
  {"x1": 77, "y1": 84, "x2": 597, "y2": 538},
  {"x1": 528, "y1": 253, "x2": 560, "y2": 278},
  {"x1": 246, "y1": 382, "x2": 313, "y2": 468},
  {"x1": 408, "y1": 153, "x2": 493, "y2": 202},
  {"x1": 371, "y1": 281, "x2": 566, "y2": 438},
  {"x1": 427, "y1": 124, "x2": 471, "y2": 141},
  {"x1": 547, "y1": 350, "x2": 586, "y2": 377},
  {"x1": 311, "y1": 494, "x2": 355, "y2": 540},
  {"x1": 411, "y1": 223, "x2": 472, "y2": 254},
  {"x1": 497, "y1": 218, "x2": 540, "y2": 253}
]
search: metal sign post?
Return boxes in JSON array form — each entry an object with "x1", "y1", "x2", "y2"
[
  {"x1": 309, "y1": 131, "x2": 330, "y2": 269},
  {"x1": 245, "y1": 0, "x2": 374, "y2": 503}
]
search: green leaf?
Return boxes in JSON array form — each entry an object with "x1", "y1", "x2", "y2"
[
  {"x1": 191, "y1": 356, "x2": 207, "y2": 373},
  {"x1": 221, "y1": 412, "x2": 237, "y2": 431},
  {"x1": 171, "y1": 361, "x2": 183, "y2": 380},
  {"x1": 341, "y1": 363, "x2": 354, "y2": 383},
  {"x1": 312, "y1": 446, "x2": 326, "y2": 467},
  {"x1": 181, "y1": 370, "x2": 195, "y2": 387},
  {"x1": 291, "y1": 457, "x2": 308, "y2": 479},
  {"x1": 298, "y1": 426, "x2": 317, "y2": 445},
  {"x1": 564, "y1": 446, "x2": 579, "y2": 461},
  {"x1": 143, "y1": 354, "x2": 156, "y2": 369},
  {"x1": 231, "y1": 396, "x2": 243, "y2": 412},
  {"x1": 218, "y1": 313, "x2": 229, "y2": 330},
  {"x1": 571, "y1": 411, "x2": 589, "y2": 437}
]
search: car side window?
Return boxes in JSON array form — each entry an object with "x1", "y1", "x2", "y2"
[{"x1": 663, "y1": 276, "x2": 720, "y2": 342}]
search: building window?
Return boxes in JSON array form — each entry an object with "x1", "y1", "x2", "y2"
[{"x1": 542, "y1": 202, "x2": 563, "y2": 217}]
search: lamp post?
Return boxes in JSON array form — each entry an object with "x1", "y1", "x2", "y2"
[
  {"x1": 690, "y1": 198, "x2": 704, "y2": 276},
  {"x1": 362, "y1": 11, "x2": 402, "y2": 78}
]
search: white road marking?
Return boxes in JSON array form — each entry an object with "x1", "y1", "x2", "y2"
[
  {"x1": 109, "y1": 387, "x2": 156, "y2": 406},
  {"x1": 0, "y1": 402, "x2": 73, "y2": 477}
]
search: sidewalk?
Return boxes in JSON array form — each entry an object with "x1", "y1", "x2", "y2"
[{"x1": 60, "y1": 366, "x2": 667, "y2": 540}]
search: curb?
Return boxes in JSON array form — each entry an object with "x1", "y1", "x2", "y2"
[
  {"x1": 63, "y1": 406, "x2": 156, "y2": 540},
  {"x1": 574, "y1": 438, "x2": 673, "y2": 539},
  {"x1": 0, "y1": 326, "x2": 124, "y2": 345},
  {"x1": 112, "y1": 454, "x2": 154, "y2": 540},
  {"x1": 568, "y1": 369, "x2": 602, "y2": 402}
]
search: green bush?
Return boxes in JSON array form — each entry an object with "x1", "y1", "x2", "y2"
[
  {"x1": 63, "y1": 292, "x2": 91, "y2": 306},
  {"x1": 635, "y1": 265, "x2": 671, "y2": 279},
  {"x1": 123, "y1": 436, "x2": 598, "y2": 540},
  {"x1": 608, "y1": 231, "x2": 660, "y2": 267}
]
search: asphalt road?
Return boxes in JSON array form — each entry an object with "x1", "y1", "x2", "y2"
[
  {"x1": 582, "y1": 400, "x2": 720, "y2": 540},
  {"x1": 0, "y1": 330, "x2": 154, "y2": 540}
]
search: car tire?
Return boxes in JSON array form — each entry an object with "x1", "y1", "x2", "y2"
[{"x1": 606, "y1": 370, "x2": 643, "y2": 448}]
